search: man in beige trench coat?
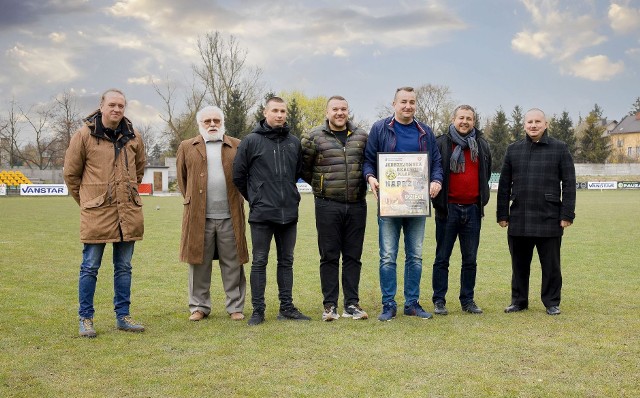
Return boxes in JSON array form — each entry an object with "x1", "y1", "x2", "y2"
[{"x1": 177, "y1": 105, "x2": 249, "y2": 321}]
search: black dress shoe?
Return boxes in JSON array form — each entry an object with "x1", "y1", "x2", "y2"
[
  {"x1": 434, "y1": 301, "x2": 448, "y2": 315},
  {"x1": 462, "y1": 301, "x2": 483, "y2": 314},
  {"x1": 546, "y1": 306, "x2": 561, "y2": 315},
  {"x1": 504, "y1": 304, "x2": 526, "y2": 313}
]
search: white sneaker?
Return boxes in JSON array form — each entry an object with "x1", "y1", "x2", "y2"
[
  {"x1": 342, "y1": 304, "x2": 369, "y2": 320},
  {"x1": 322, "y1": 305, "x2": 340, "y2": 322}
]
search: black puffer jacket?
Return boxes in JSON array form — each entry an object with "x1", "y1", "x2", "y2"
[
  {"x1": 232, "y1": 120, "x2": 302, "y2": 224},
  {"x1": 300, "y1": 121, "x2": 368, "y2": 202}
]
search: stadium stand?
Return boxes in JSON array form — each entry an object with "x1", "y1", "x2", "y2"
[{"x1": 0, "y1": 170, "x2": 32, "y2": 186}]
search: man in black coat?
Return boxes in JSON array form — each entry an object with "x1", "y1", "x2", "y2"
[
  {"x1": 233, "y1": 96, "x2": 311, "y2": 326},
  {"x1": 497, "y1": 108, "x2": 576, "y2": 315},
  {"x1": 431, "y1": 105, "x2": 491, "y2": 316}
]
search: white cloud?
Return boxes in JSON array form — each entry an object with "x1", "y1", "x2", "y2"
[
  {"x1": 609, "y1": 3, "x2": 640, "y2": 34},
  {"x1": 103, "y1": 0, "x2": 466, "y2": 66},
  {"x1": 512, "y1": 0, "x2": 627, "y2": 80},
  {"x1": 512, "y1": 0, "x2": 606, "y2": 60},
  {"x1": 569, "y1": 55, "x2": 624, "y2": 81},
  {"x1": 125, "y1": 99, "x2": 162, "y2": 126},
  {"x1": 127, "y1": 75, "x2": 156, "y2": 85},
  {"x1": 5, "y1": 43, "x2": 78, "y2": 84},
  {"x1": 49, "y1": 32, "x2": 66, "y2": 43},
  {"x1": 511, "y1": 31, "x2": 550, "y2": 59},
  {"x1": 333, "y1": 47, "x2": 348, "y2": 58}
]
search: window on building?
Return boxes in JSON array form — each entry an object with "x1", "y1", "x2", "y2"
[
  {"x1": 628, "y1": 147, "x2": 632, "y2": 157},
  {"x1": 617, "y1": 139, "x2": 624, "y2": 148}
]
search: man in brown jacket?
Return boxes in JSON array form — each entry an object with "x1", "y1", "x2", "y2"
[
  {"x1": 64, "y1": 89, "x2": 146, "y2": 338},
  {"x1": 177, "y1": 105, "x2": 248, "y2": 321}
]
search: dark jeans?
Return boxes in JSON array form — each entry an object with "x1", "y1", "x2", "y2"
[
  {"x1": 432, "y1": 203, "x2": 481, "y2": 306},
  {"x1": 78, "y1": 241, "x2": 135, "y2": 319},
  {"x1": 508, "y1": 235, "x2": 562, "y2": 308},
  {"x1": 315, "y1": 197, "x2": 367, "y2": 307},
  {"x1": 249, "y1": 221, "x2": 297, "y2": 312}
]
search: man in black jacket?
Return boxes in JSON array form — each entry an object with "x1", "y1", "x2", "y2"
[
  {"x1": 497, "y1": 108, "x2": 576, "y2": 315},
  {"x1": 233, "y1": 96, "x2": 311, "y2": 325},
  {"x1": 431, "y1": 105, "x2": 491, "y2": 316},
  {"x1": 301, "y1": 95, "x2": 369, "y2": 322}
]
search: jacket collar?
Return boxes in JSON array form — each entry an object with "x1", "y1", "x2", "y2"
[
  {"x1": 84, "y1": 110, "x2": 135, "y2": 142},
  {"x1": 525, "y1": 129, "x2": 549, "y2": 144},
  {"x1": 323, "y1": 120, "x2": 355, "y2": 135}
]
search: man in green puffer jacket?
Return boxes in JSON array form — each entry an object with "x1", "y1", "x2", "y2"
[{"x1": 300, "y1": 95, "x2": 369, "y2": 322}]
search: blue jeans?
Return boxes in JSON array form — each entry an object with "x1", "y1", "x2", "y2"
[
  {"x1": 78, "y1": 241, "x2": 135, "y2": 319},
  {"x1": 432, "y1": 204, "x2": 481, "y2": 305},
  {"x1": 378, "y1": 216, "x2": 426, "y2": 307},
  {"x1": 249, "y1": 221, "x2": 297, "y2": 312}
]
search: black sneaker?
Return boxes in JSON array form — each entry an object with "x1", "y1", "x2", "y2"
[
  {"x1": 462, "y1": 301, "x2": 483, "y2": 314},
  {"x1": 247, "y1": 310, "x2": 265, "y2": 326},
  {"x1": 277, "y1": 307, "x2": 311, "y2": 321},
  {"x1": 546, "y1": 306, "x2": 561, "y2": 315},
  {"x1": 434, "y1": 301, "x2": 448, "y2": 315}
]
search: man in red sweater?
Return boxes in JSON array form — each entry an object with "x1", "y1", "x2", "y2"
[{"x1": 431, "y1": 105, "x2": 492, "y2": 315}]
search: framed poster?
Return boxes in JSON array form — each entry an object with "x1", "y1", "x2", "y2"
[{"x1": 377, "y1": 152, "x2": 431, "y2": 217}]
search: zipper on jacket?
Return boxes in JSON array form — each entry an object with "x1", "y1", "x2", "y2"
[
  {"x1": 276, "y1": 141, "x2": 285, "y2": 221},
  {"x1": 343, "y1": 145, "x2": 348, "y2": 202}
]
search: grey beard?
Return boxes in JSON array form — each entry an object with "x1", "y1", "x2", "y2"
[{"x1": 199, "y1": 126, "x2": 225, "y2": 141}]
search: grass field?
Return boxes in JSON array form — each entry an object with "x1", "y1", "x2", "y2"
[{"x1": 1, "y1": 190, "x2": 638, "y2": 397}]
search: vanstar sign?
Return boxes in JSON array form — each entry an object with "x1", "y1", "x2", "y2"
[{"x1": 20, "y1": 184, "x2": 68, "y2": 196}]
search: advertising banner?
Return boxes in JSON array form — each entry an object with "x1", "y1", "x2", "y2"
[
  {"x1": 587, "y1": 181, "x2": 617, "y2": 190},
  {"x1": 617, "y1": 181, "x2": 640, "y2": 189},
  {"x1": 0, "y1": 183, "x2": 6, "y2": 196},
  {"x1": 20, "y1": 184, "x2": 68, "y2": 196}
]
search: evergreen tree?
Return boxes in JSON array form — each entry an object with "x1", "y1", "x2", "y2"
[
  {"x1": 286, "y1": 97, "x2": 303, "y2": 138},
  {"x1": 224, "y1": 88, "x2": 248, "y2": 138},
  {"x1": 253, "y1": 91, "x2": 275, "y2": 126},
  {"x1": 510, "y1": 105, "x2": 525, "y2": 142},
  {"x1": 487, "y1": 109, "x2": 510, "y2": 172},
  {"x1": 576, "y1": 104, "x2": 610, "y2": 163},
  {"x1": 629, "y1": 97, "x2": 640, "y2": 116},
  {"x1": 150, "y1": 143, "x2": 163, "y2": 166},
  {"x1": 548, "y1": 111, "x2": 577, "y2": 157}
]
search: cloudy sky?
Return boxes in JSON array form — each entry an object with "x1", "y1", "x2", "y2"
[{"x1": 1, "y1": 0, "x2": 639, "y2": 140}]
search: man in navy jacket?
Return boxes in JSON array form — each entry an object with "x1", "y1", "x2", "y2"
[
  {"x1": 363, "y1": 86, "x2": 443, "y2": 321},
  {"x1": 497, "y1": 108, "x2": 576, "y2": 316}
]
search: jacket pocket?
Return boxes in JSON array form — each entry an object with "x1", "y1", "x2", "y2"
[
  {"x1": 128, "y1": 184, "x2": 143, "y2": 206},
  {"x1": 81, "y1": 191, "x2": 107, "y2": 209},
  {"x1": 544, "y1": 193, "x2": 561, "y2": 203},
  {"x1": 248, "y1": 181, "x2": 264, "y2": 207}
]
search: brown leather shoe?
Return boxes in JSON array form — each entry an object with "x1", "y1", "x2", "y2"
[
  {"x1": 189, "y1": 310, "x2": 206, "y2": 321},
  {"x1": 230, "y1": 312, "x2": 245, "y2": 321}
]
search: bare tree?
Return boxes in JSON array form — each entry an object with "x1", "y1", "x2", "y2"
[
  {"x1": 153, "y1": 77, "x2": 205, "y2": 153},
  {"x1": 51, "y1": 90, "x2": 82, "y2": 167},
  {"x1": 375, "y1": 84, "x2": 454, "y2": 134},
  {"x1": 19, "y1": 105, "x2": 61, "y2": 170},
  {"x1": 194, "y1": 31, "x2": 263, "y2": 112},
  {"x1": 414, "y1": 84, "x2": 455, "y2": 133},
  {"x1": 0, "y1": 99, "x2": 25, "y2": 167},
  {"x1": 138, "y1": 122, "x2": 158, "y2": 164}
]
